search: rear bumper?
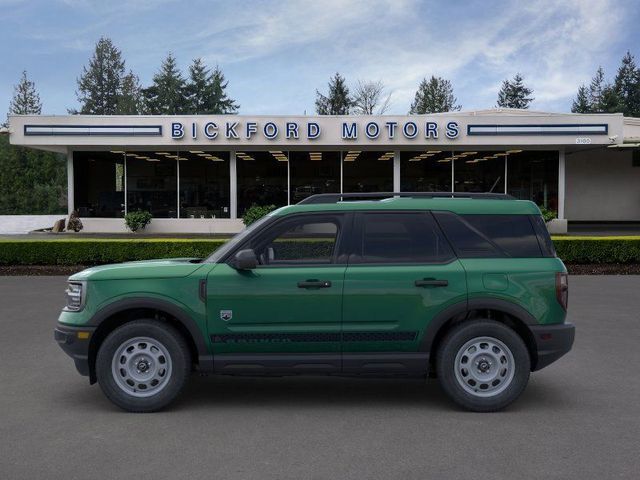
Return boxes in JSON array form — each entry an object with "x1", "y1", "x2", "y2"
[
  {"x1": 530, "y1": 322, "x2": 575, "y2": 371},
  {"x1": 54, "y1": 324, "x2": 96, "y2": 377}
]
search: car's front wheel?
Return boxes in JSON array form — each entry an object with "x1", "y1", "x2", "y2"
[
  {"x1": 436, "y1": 320, "x2": 531, "y2": 412},
  {"x1": 96, "y1": 320, "x2": 191, "y2": 412}
]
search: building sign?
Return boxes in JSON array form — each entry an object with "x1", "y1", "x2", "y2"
[{"x1": 169, "y1": 120, "x2": 461, "y2": 141}]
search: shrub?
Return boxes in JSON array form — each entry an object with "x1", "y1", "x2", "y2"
[
  {"x1": 242, "y1": 204, "x2": 277, "y2": 226},
  {"x1": 66, "y1": 210, "x2": 83, "y2": 232},
  {"x1": 0, "y1": 239, "x2": 227, "y2": 265},
  {"x1": 2, "y1": 237, "x2": 640, "y2": 267},
  {"x1": 125, "y1": 210, "x2": 152, "y2": 232},
  {"x1": 552, "y1": 236, "x2": 640, "y2": 264},
  {"x1": 538, "y1": 205, "x2": 557, "y2": 223}
]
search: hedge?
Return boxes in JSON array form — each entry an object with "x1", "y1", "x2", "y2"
[
  {"x1": 1, "y1": 236, "x2": 640, "y2": 266},
  {"x1": 551, "y1": 236, "x2": 640, "y2": 264},
  {"x1": 0, "y1": 239, "x2": 226, "y2": 265}
]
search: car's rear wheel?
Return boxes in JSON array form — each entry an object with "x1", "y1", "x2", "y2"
[
  {"x1": 436, "y1": 320, "x2": 530, "y2": 412},
  {"x1": 96, "y1": 320, "x2": 191, "y2": 412}
]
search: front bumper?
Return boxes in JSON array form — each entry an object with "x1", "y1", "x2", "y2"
[
  {"x1": 54, "y1": 324, "x2": 96, "y2": 377},
  {"x1": 530, "y1": 322, "x2": 575, "y2": 371}
]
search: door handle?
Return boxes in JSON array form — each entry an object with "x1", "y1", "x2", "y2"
[
  {"x1": 297, "y1": 280, "x2": 332, "y2": 289},
  {"x1": 415, "y1": 278, "x2": 448, "y2": 287}
]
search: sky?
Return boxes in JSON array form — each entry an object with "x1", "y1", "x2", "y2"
[{"x1": 1, "y1": 0, "x2": 639, "y2": 116}]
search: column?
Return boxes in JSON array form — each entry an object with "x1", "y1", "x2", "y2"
[
  {"x1": 558, "y1": 148, "x2": 565, "y2": 220},
  {"x1": 66, "y1": 149, "x2": 74, "y2": 215},
  {"x1": 393, "y1": 150, "x2": 400, "y2": 192},
  {"x1": 229, "y1": 150, "x2": 237, "y2": 219}
]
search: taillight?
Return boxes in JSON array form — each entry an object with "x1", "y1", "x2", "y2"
[{"x1": 556, "y1": 272, "x2": 568, "y2": 310}]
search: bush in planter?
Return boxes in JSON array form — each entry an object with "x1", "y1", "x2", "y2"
[
  {"x1": 242, "y1": 204, "x2": 277, "y2": 226},
  {"x1": 125, "y1": 210, "x2": 153, "y2": 232},
  {"x1": 67, "y1": 210, "x2": 83, "y2": 232},
  {"x1": 538, "y1": 205, "x2": 557, "y2": 223}
]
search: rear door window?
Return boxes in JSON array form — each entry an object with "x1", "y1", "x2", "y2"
[
  {"x1": 434, "y1": 212, "x2": 543, "y2": 258},
  {"x1": 355, "y1": 212, "x2": 454, "y2": 264}
]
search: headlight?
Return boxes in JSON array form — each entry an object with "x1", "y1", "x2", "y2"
[{"x1": 64, "y1": 282, "x2": 85, "y2": 311}]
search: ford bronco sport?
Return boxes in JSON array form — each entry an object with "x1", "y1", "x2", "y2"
[{"x1": 55, "y1": 192, "x2": 574, "y2": 412}]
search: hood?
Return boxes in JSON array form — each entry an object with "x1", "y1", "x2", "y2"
[{"x1": 69, "y1": 258, "x2": 205, "y2": 281}]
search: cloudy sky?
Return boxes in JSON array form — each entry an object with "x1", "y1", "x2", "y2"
[{"x1": 1, "y1": 0, "x2": 639, "y2": 116}]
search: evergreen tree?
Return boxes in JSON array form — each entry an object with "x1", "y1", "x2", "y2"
[
  {"x1": 571, "y1": 85, "x2": 591, "y2": 113},
  {"x1": 185, "y1": 59, "x2": 239, "y2": 114},
  {"x1": 0, "y1": 135, "x2": 66, "y2": 214},
  {"x1": 208, "y1": 65, "x2": 239, "y2": 114},
  {"x1": 143, "y1": 53, "x2": 188, "y2": 114},
  {"x1": 409, "y1": 76, "x2": 460, "y2": 114},
  {"x1": 315, "y1": 73, "x2": 352, "y2": 115},
  {"x1": 8, "y1": 70, "x2": 42, "y2": 116},
  {"x1": 116, "y1": 71, "x2": 143, "y2": 115},
  {"x1": 614, "y1": 51, "x2": 640, "y2": 117},
  {"x1": 588, "y1": 66, "x2": 606, "y2": 111},
  {"x1": 496, "y1": 73, "x2": 534, "y2": 109},
  {"x1": 74, "y1": 37, "x2": 125, "y2": 114},
  {"x1": 185, "y1": 58, "x2": 210, "y2": 114}
]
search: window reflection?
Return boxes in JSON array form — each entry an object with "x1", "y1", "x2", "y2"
[
  {"x1": 73, "y1": 151, "x2": 124, "y2": 218},
  {"x1": 401, "y1": 150, "x2": 452, "y2": 192},
  {"x1": 343, "y1": 150, "x2": 393, "y2": 193},
  {"x1": 237, "y1": 151, "x2": 288, "y2": 215},
  {"x1": 178, "y1": 151, "x2": 230, "y2": 218},
  {"x1": 126, "y1": 152, "x2": 177, "y2": 218}
]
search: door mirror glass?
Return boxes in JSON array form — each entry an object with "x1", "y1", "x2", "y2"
[{"x1": 232, "y1": 249, "x2": 258, "y2": 270}]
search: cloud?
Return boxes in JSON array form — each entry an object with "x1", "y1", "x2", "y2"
[{"x1": 1, "y1": 0, "x2": 637, "y2": 114}]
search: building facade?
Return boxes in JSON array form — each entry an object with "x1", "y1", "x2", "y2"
[{"x1": 8, "y1": 109, "x2": 640, "y2": 234}]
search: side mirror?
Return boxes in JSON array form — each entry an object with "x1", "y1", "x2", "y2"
[{"x1": 231, "y1": 249, "x2": 258, "y2": 270}]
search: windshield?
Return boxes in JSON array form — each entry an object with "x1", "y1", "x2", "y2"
[{"x1": 205, "y1": 214, "x2": 273, "y2": 263}]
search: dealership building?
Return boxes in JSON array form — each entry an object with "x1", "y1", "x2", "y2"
[{"x1": 8, "y1": 109, "x2": 640, "y2": 234}]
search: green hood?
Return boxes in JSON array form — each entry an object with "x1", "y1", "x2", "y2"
[{"x1": 69, "y1": 258, "x2": 205, "y2": 281}]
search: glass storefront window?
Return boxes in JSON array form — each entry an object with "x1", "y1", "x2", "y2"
[
  {"x1": 237, "y1": 151, "x2": 288, "y2": 215},
  {"x1": 507, "y1": 150, "x2": 558, "y2": 210},
  {"x1": 289, "y1": 151, "x2": 340, "y2": 203},
  {"x1": 454, "y1": 151, "x2": 506, "y2": 193},
  {"x1": 73, "y1": 151, "x2": 125, "y2": 218},
  {"x1": 126, "y1": 152, "x2": 177, "y2": 218},
  {"x1": 178, "y1": 151, "x2": 230, "y2": 218},
  {"x1": 343, "y1": 150, "x2": 394, "y2": 193},
  {"x1": 400, "y1": 150, "x2": 452, "y2": 192}
]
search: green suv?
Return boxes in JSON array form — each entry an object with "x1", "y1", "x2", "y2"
[{"x1": 55, "y1": 192, "x2": 574, "y2": 412}]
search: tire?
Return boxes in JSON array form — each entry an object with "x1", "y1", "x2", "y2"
[
  {"x1": 436, "y1": 320, "x2": 530, "y2": 412},
  {"x1": 96, "y1": 320, "x2": 191, "y2": 412}
]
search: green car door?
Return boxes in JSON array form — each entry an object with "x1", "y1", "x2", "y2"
[
  {"x1": 206, "y1": 213, "x2": 349, "y2": 371},
  {"x1": 341, "y1": 212, "x2": 467, "y2": 372}
]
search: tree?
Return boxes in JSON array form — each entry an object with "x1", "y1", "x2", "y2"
[
  {"x1": 8, "y1": 70, "x2": 42, "y2": 117},
  {"x1": 352, "y1": 80, "x2": 391, "y2": 115},
  {"x1": 496, "y1": 73, "x2": 534, "y2": 109},
  {"x1": 1, "y1": 71, "x2": 65, "y2": 214},
  {"x1": 315, "y1": 73, "x2": 352, "y2": 115},
  {"x1": 0, "y1": 135, "x2": 67, "y2": 214},
  {"x1": 186, "y1": 60, "x2": 239, "y2": 114},
  {"x1": 584, "y1": 66, "x2": 623, "y2": 113},
  {"x1": 116, "y1": 71, "x2": 143, "y2": 115},
  {"x1": 143, "y1": 53, "x2": 188, "y2": 114},
  {"x1": 614, "y1": 51, "x2": 640, "y2": 117},
  {"x1": 409, "y1": 76, "x2": 461, "y2": 114},
  {"x1": 571, "y1": 85, "x2": 591, "y2": 113},
  {"x1": 588, "y1": 66, "x2": 607, "y2": 111},
  {"x1": 74, "y1": 37, "x2": 126, "y2": 114}
]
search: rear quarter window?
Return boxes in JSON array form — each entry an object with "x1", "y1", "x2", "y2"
[{"x1": 434, "y1": 212, "x2": 544, "y2": 258}]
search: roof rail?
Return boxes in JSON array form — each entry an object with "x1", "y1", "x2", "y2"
[{"x1": 297, "y1": 192, "x2": 516, "y2": 205}]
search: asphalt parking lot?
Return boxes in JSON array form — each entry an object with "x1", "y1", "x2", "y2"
[{"x1": 1, "y1": 276, "x2": 639, "y2": 479}]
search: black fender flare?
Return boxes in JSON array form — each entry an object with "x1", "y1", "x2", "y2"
[
  {"x1": 88, "y1": 297, "x2": 213, "y2": 372},
  {"x1": 419, "y1": 297, "x2": 537, "y2": 353}
]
